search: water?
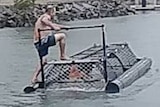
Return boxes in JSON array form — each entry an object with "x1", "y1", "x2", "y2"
[{"x1": 1, "y1": 12, "x2": 160, "y2": 107}]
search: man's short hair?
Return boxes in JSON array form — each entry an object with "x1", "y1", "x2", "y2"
[{"x1": 45, "y1": 5, "x2": 54, "y2": 12}]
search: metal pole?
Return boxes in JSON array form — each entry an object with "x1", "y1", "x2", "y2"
[
  {"x1": 38, "y1": 25, "x2": 103, "y2": 31},
  {"x1": 101, "y1": 25, "x2": 108, "y2": 83},
  {"x1": 142, "y1": 0, "x2": 146, "y2": 7},
  {"x1": 38, "y1": 29, "x2": 45, "y2": 88}
]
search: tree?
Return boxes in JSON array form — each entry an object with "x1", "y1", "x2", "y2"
[{"x1": 14, "y1": 0, "x2": 36, "y2": 10}]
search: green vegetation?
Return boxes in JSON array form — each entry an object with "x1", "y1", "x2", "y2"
[{"x1": 14, "y1": 0, "x2": 36, "y2": 9}]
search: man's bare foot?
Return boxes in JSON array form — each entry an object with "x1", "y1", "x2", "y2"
[{"x1": 31, "y1": 78, "x2": 39, "y2": 84}]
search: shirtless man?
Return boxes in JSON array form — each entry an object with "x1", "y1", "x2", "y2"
[{"x1": 32, "y1": 5, "x2": 69, "y2": 83}]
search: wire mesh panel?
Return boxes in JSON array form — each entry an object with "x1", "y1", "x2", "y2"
[
  {"x1": 43, "y1": 43, "x2": 138, "y2": 91},
  {"x1": 70, "y1": 43, "x2": 138, "y2": 69},
  {"x1": 108, "y1": 43, "x2": 137, "y2": 68},
  {"x1": 44, "y1": 59, "x2": 106, "y2": 91}
]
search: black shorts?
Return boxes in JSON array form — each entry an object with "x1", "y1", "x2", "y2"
[{"x1": 34, "y1": 33, "x2": 56, "y2": 57}]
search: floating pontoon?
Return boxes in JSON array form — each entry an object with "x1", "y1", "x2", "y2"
[{"x1": 44, "y1": 43, "x2": 152, "y2": 93}]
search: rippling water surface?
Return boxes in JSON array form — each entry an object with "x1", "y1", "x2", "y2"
[{"x1": 0, "y1": 12, "x2": 160, "y2": 107}]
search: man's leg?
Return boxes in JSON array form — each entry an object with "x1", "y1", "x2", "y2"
[
  {"x1": 54, "y1": 33, "x2": 68, "y2": 60},
  {"x1": 31, "y1": 56, "x2": 47, "y2": 83}
]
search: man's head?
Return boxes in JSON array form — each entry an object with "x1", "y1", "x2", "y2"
[{"x1": 45, "y1": 5, "x2": 56, "y2": 16}]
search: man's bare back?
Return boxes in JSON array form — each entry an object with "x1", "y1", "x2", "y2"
[{"x1": 34, "y1": 14, "x2": 53, "y2": 43}]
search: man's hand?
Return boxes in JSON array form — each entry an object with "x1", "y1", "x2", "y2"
[{"x1": 53, "y1": 26, "x2": 61, "y2": 31}]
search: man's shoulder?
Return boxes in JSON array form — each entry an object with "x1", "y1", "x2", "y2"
[
  {"x1": 37, "y1": 14, "x2": 50, "y2": 22},
  {"x1": 41, "y1": 14, "x2": 50, "y2": 18}
]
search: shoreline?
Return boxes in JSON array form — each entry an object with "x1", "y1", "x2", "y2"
[
  {"x1": 0, "y1": 0, "x2": 96, "y2": 5},
  {"x1": 0, "y1": 0, "x2": 136, "y2": 28}
]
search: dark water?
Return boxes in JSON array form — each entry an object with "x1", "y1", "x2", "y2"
[{"x1": 1, "y1": 12, "x2": 160, "y2": 107}]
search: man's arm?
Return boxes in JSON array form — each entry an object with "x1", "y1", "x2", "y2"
[
  {"x1": 53, "y1": 23, "x2": 66, "y2": 28},
  {"x1": 41, "y1": 16, "x2": 61, "y2": 30}
]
